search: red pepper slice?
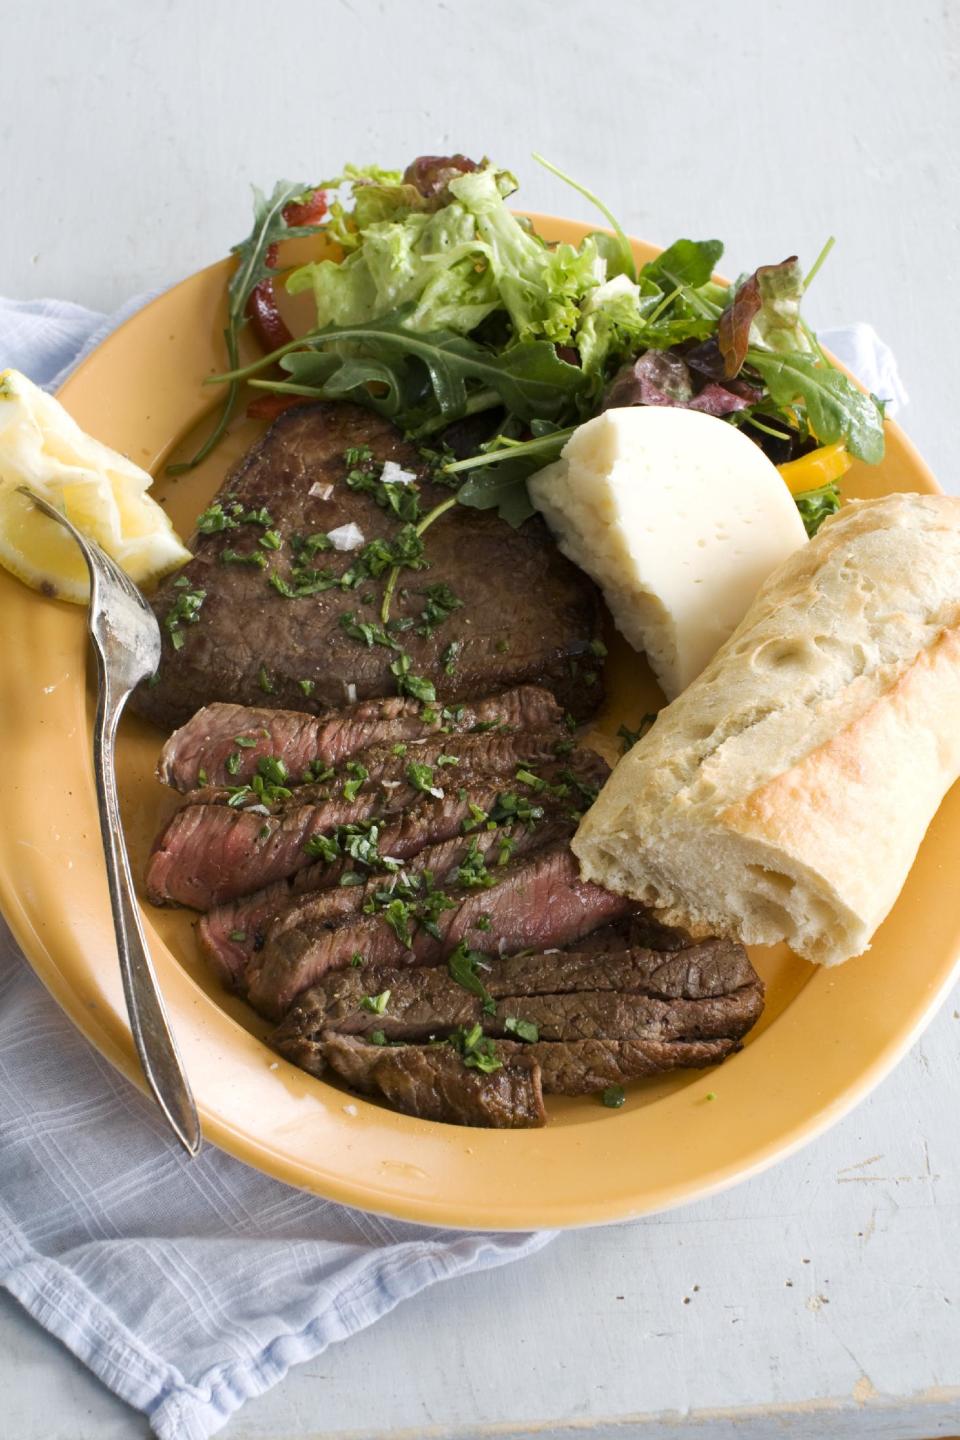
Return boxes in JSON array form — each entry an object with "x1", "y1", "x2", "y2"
[{"x1": 245, "y1": 190, "x2": 328, "y2": 353}]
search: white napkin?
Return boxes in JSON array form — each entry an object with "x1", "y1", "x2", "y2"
[{"x1": 0, "y1": 295, "x2": 906, "y2": 1440}]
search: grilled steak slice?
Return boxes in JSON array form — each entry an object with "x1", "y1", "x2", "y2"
[
  {"x1": 271, "y1": 939, "x2": 762, "y2": 1061},
  {"x1": 133, "y1": 403, "x2": 604, "y2": 732},
  {"x1": 177, "y1": 738, "x2": 600, "y2": 813},
  {"x1": 199, "y1": 815, "x2": 575, "y2": 992},
  {"x1": 322, "y1": 1031, "x2": 736, "y2": 1108},
  {"x1": 250, "y1": 843, "x2": 636, "y2": 1019},
  {"x1": 510, "y1": 1036, "x2": 738, "y2": 1092},
  {"x1": 322, "y1": 1034, "x2": 545, "y2": 1129},
  {"x1": 158, "y1": 686, "x2": 563, "y2": 791},
  {"x1": 148, "y1": 749, "x2": 605, "y2": 910},
  {"x1": 145, "y1": 788, "x2": 405, "y2": 909}
]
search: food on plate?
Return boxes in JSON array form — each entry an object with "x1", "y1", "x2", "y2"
[
  {"x1": 0, "y1": 369, "x2": 188, "y2": 602},
  {"x1": 527, "y1": 407, "x2": 808, "y2": 699},
  {"x1": 574, "y1": 493, "x2": 960, "y2": 967},
  {"x1": 144, "y1": 677, "x2": 764, "y2": 1125},
  {"x1": 272, "y1": 937, "x2": 763, "y2": 1128},
  {"x1": 156, "y1": 685, "x2": 563, "y2": 791},
  {"x1": 132, "y1": 403, "x2": 604, "y2": 731},
  {"x1": 205, "y1": 158, "x2": 884, "y2": 543}
]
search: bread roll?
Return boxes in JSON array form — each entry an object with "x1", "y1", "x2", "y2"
[{"x1": 574, "y1": 493, "x2": 960, "y2": 966}]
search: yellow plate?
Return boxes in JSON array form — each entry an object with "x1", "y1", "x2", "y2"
[{"x1": 0, "y1": 218, "x2": 954, "y2": 1231}]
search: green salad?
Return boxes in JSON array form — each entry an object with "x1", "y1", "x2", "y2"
[{"x1": 184, "y1": 153, "x2": 885, "y2": 534}]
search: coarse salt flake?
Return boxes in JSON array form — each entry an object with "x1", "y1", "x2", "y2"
[
  {"x1": 380, "y1": 460, "x2": 417, "y2": 486},
  {"x1": 326, "y1": 522, "x2": 365, "y2": 551},
  {"x1": 268, "y1": 1061, "x2": 279, "y2": 1071},
  {"x1": 345, "y1": 682, "x2": 358, "y2": 703},
  {"x1": 309, "y1": 481, "x2": 334, "y2": 500},
  {"x1": 343, "y1": 1103, "x2": 358, "y2": 1116}
]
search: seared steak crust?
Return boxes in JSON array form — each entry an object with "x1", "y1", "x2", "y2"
[
  {"x1": 321, "y1": 1034, "x2": 546, "y2": 1129},
  {"x1": 134, "y1": 404, "x2": 604, "y2": 731}
]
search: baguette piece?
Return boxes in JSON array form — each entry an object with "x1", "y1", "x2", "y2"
[{"x1": 573, "y1": 494, "x2": 960, "y2": 966}]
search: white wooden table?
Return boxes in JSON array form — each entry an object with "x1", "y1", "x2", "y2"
[{"x1": 3, "y1": 1, "x2": 959, "y2": 1435}]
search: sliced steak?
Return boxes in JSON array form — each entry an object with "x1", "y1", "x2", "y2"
[
  {"x1": 158, "y1": 686, "x2": 564, "y2": 791},
  {"x1": 133, "y1": 402, "x2": 604, "y2": 732},
  {"x1": 510, "y1": 1036, "x2": 739, "y2": 1092},
  {"x1": 250, "y1": 843, "x2": 636, "y2": 1020},
  {"x1": 322, "y1": 1031, "x2": 737, "y2": 1106},
  {"x1": 322, "y1": 1034, "x2": 545, "y2": 1128},
  {"x1": 147, "y1": 749, "x2": 604, "y2": 911},
  {"x1": 145, "y1": 788, "x2": 406, "y2": 910},
  {"x1": 270, "y1": 940, "x2": 762, "y2": 1062},
  {"x1": 199, "y1": 815, "x2": 575, "y2": 993},
  {"x1": 178, "y1": 738, "x2": 601, "y2": 813}
]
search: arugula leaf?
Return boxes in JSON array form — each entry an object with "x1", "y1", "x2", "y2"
[
  {"x1": 170, "y1": 181, "x2": 325, "y2": 473},
  {"x1": 641, "y1": 238, "x2": 724, "y2": 289},
  {"x1": 747, "y1": 349, "x2": 885, "y2": 464}
]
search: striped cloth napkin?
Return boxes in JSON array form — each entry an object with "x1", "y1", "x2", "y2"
[{"x1": 0, "y1": 293, "x2": 906, "y2": 1440}]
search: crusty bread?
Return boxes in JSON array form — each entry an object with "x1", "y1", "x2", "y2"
[{"x1": 573, "y1": 493, "x2": 960, "y2": 966}]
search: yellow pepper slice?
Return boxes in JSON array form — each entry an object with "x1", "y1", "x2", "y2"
[{"x1": 777, "y1": 442, "x2": 853, "y2": 496}]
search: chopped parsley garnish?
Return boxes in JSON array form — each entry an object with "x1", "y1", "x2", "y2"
[
  {"x1": 369, "y1": 1028, "x2": 387, "y2": 1046},
  {"x1": 504, "y1": 1016, "x2": 539, "y2": 1043},
  {"x1": 298, "y1": 679, "x2": 315, "y2": 697},
  {"x1": 234, "y1": 734, "x2": 257, "y2": 748},
  {"x1": 617, "y1": 715, "x2": 657, "y2": 754},
  {"x1": 449, "y1": 1023, "x2": 501, "y2": 1074},
  {"x1": 457, "y1": 836, "x2": 495, "y2": 889},
  {"x1": 589, "y1": 638, "x2": 608, "y2": 658},
  {"x1": 228, "y1": 930, "x2": 247, "y2": 943},
  {"x1": 225, "y1": 751, "x2": 242, "y2": 777},
  {"x1": 601, "y1": 1085, "x2": 626, "y2": 1109},
  {"x1": 164, "y1": 586, "x2": 206, "y2": 650},
  {"x1": 448, "y1": 941, "x2": 496, "y2": 1014},
  {"x1": 381, "y1": 897, "x2": 415, "y2": 948},
  {"x1": 225, "y1": 754, "x2": 292, "y2": 807},
  {"x1": 302, "y1": 759, "x2": 334, "y2": 783},
  {"x1": 196, "y1": 501, "x2": 238, "y2": 534},
  {"x1": 344, "y1": 444, "x2": 373, "y2": 467},
  {"x1": 340, "y1": 612, "x2": 399, "y2": 649},
  {"x1": 292, "y1": 532, "x2": 333, "y2": 558},
  {"x1": 460, "y1": 801, "x2": 489, "y2": 834},
  {"x1": 344, "y1": 446, "x2": 421, "y2": 522},
  {"x1": 389, "y1": 652, "x2": 436, "y2": 704},
  {"x1": 495, "y1": 638, "x2": 510, "y2": 654},
  {"x1": 475, "y1": 914, "x2": 493, "y2": 931},
  {"x1": 391, "y1": 743, "x2": 408, "y2": 756},
  {"x1": 257, "y1": 666, "x2": 276, "y2": 694},
  {"x1": 305, "y1": 832, "x2": 339, "y2": 862},
  {"x1": 496, "y1": 834, "x2": 516, "y2": 867},
  {"x1": 222, "y1": 548, "x2": 268, "y2": 568},
  {"x1": 436, "y1": 754, "x2": 459, "y2": 767},
  {"x1": 339, "y1": 870, "x2": 366, "y2": 887},
  {"x1": 197, "y1": 767, "x2": 208, "y2": 786},
  {"x1": 489, "y1": 791, "x2": 544, "y2": 826},
  {"x1": 360, "y1": 988, "x2": 391, "y2": 1015},
  {"x1": 350, "y1": 952, "x2": 365, "y2": 967},
  {"x1": 405, "y1": 761, "x2": 442, "y2": 797},
  {"x1": 416, "y1": 582, "x2": 463, "y2": 637},
  {"x1": 341, "y1": 761, "x2": 369, "y2": 802},
  {"x1": 442, "y1": 640, "x2": 462, "y2": 675},
  {"x1": 259, "y1": 529, "x2": 283, "y2": 551},
  {"x1": 196, "y1": 500, "x2": 275, "y2": 534}
]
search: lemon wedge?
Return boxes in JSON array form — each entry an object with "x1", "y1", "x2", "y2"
[{"x1": 0, "y1": 368, "x2": 190, "y2": 603}]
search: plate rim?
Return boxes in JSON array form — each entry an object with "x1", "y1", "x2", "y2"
[{"x1": 0, "y1": 214, "x2": 955, "y2": 1231}]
